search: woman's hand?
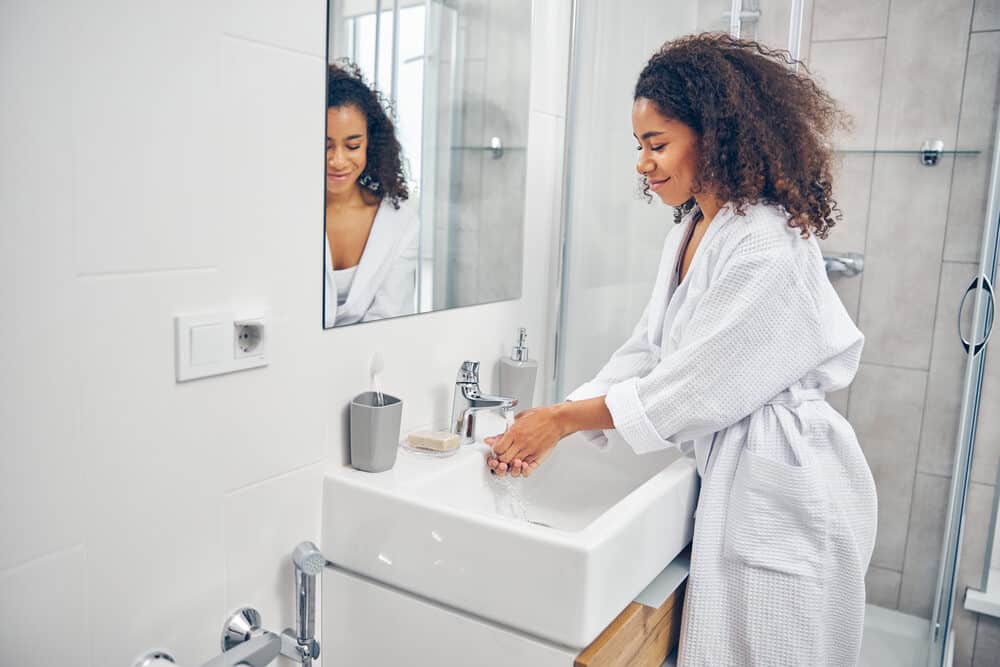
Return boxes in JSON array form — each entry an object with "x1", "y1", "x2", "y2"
[{"x1": 484, "y1": 405, "x2": 569, "y2": 478}]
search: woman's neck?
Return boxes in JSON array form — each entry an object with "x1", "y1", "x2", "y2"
[
  {"x1": 326, "y1": 184, "x2": 370, "y2": 211},
  {"x1": 694, "y1": 193, "x2": 724, "y2": 225}
]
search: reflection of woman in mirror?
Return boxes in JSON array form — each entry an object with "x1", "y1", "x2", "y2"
[{"x1": 324, "y1": 62, "x2": 418, "y2": 327}]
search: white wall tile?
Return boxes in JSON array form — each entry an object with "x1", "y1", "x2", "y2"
[
  {"x1": 70, "y1": 1, "x2": 225, "y2": 276},
  {"x1": 0, "y1": 547, "x2": 88, "y2": 667},
  {"x1": 0, "y1": 0, "x2": 86, "y2": 571},
  {"x1": 218, "y1": 36, "x2": 329, "y2": 490},
  {"x1": 225, "y1": 0, "x2": 327, "y2": 58},
  {"x1": 75, "y1": 275, "x2": 229, "y2": 665},
  {"x1": 224, "y1": 464, "x2": 324, "y2": 649}
]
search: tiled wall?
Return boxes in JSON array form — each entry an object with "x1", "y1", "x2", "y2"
[
  {"x1": 558, "y1": 0, "x2": 701, "y2": 397},
  {"x1": 0, "y1": 1, "x2": 571, "y2": 665},
  {"x1": 445, "y1": 0, "x2": 532, "y2": 308},
  {"x1": 807, "y1": 0, "x2": 1000, "y2": 664}
]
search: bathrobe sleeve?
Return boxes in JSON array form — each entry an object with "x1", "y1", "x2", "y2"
[{"x1": 605, "y1": 234, "x2": 828, "y2": 454}]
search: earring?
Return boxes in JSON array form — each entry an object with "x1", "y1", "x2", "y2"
[{"x1": 359, "y1": 172, "x2": 380, "y2": 191}]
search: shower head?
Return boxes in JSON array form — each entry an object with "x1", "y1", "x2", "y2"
[{"x1": 293, "y1": 541, "x2": 326, "y2": 576}]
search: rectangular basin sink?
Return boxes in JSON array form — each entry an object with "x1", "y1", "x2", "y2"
[{"x1": 322, "y1": 416, "x2": 698, "y2": 649}]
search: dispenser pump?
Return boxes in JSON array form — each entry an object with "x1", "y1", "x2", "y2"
[
  {"x1": 511, "y1": 327, "x2": 529, "y2": 362},
  {"x1": 500, "y1": 326, "x2": 537, "y2": 413}
]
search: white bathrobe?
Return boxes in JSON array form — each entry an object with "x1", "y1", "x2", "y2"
[
  {"x1": 568, "y1": 202, "x2": 878, "y2": 666},
  {"x1": 324, "y1": 200, "x2": 419, "y2": 327}
]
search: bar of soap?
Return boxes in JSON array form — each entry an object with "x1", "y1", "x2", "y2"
[{"x1": 407, "y1": 430, "x2": 460, "y2": 451}]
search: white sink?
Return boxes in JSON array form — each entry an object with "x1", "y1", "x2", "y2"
[{"x1": 321, "y1": 415, "x2": 698, "y2": 649}]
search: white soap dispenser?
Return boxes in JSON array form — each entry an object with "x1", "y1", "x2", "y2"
[{"x1": 499, "y1": 327, "x2": 538, "y2": 414}]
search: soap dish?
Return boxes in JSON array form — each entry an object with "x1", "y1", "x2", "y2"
[{"x1": 399, "y1": 429, "x2": 461, "y2": 458}]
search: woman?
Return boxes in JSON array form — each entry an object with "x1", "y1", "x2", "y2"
[
  {"x1": 324, "y1": 62, "x2": 418, "y2": 327},
  {"x1": 487, "y1": 35, "x2": 877, "y2": 665}
]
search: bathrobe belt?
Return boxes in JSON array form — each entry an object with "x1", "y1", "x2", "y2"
[{"x1": 765, "y1": 386, "x2": 826, "y2": 407}]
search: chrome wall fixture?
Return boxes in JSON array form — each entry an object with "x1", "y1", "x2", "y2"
[
  {"x1": 823, "y1": 252, "x2": 865, "y2": 278},
  {"x1": 132, "y1": 541, "x2": 327, "y2": 667}
]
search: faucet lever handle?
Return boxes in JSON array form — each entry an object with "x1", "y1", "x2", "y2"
[{"x1": 457, "y1": 360, "x2": 480, "y2": 384}]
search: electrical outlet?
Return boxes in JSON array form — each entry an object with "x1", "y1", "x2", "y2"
[
  {"x1": 234, "y1": 319, "x2": 266, "y2": 358},
  {"x1": 175, "y1": 310, "x2": 269, "y2": 382}
]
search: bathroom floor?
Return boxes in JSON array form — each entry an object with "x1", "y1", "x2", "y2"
[
  {"x1": 660, "y1": 604, "x2": 932, "y2": 666},
  {"x1": 860, "y1": 604, "x2": 932, "y2": 666}
]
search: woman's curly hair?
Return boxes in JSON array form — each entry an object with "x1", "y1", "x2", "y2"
[
  {"x1": 635, "y1": 33, "x2": 848, "y2": 238},
  {"x1": 327, "y1": 61, "x2": 408, "y2": 209}
]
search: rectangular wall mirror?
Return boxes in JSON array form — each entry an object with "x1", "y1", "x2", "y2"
[{"x1": 324, "y1": 0, "x2": 532, "y2": 328}]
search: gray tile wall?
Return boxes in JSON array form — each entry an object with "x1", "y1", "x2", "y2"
[
  {"x1": 446, "y1": 0, "x2": 530, "y2": 308},
  {"x1": 806, "y1": 0, "x2": 1000, "y2": 663}
]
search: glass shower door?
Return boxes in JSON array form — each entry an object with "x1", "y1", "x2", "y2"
[{"x1": 553, "y1": 1, "x2": 999, "y2": 664}]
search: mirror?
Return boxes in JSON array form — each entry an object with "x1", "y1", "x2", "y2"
[{"x1": 324, "y1": 0, "x2": 532, "y2": 328}]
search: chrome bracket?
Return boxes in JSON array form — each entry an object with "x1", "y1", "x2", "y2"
[{"x1": 921, "y1": 138, "x2": 945, "y2": 166}]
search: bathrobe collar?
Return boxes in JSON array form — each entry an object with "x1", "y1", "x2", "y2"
[{"x1": 327, "y1": 199, "x2": 416, "y2": 326}]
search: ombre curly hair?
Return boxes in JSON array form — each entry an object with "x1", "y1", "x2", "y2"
[
  {"x1": 327, "y1": 61, "x2": 408, "y2": 209},
  {"x1": 635, "y1": 33, "x2": 848, "y2": 238}
]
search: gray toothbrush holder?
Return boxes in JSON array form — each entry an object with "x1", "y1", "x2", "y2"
[{"x1": 349, "y1": 391, "x2": 402, "y2": 472}]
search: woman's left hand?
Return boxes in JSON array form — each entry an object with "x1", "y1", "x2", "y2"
[{"x1": 484, "y1": 405, "x2": 568, "y2": 478}]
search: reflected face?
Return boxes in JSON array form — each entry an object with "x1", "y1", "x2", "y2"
[
  {"x1": 326, "y1": 105, "x2": 369, "y2": 197},
  {"x1": 632, "y1": 97, "x2": 701, "y2": 207}
]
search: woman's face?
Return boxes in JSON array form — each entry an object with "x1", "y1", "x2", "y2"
[
  {"x1": 632, "y1": 97, "x2": 701, "y2": 207},
  {"x1": 326, "y1": 104, "x2": 368, "y2": 198}
]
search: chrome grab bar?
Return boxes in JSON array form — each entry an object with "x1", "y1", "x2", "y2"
[{"x1": 824, "y1": 252, "x2": 864, "y2": 277}]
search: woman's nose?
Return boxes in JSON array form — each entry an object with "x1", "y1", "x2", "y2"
[
  {"x1": 327, "y1": 149, "x2": 345, "y2": 168},
  {"x1": 636, "y1": 154, "x2": 653, "y2": 176}
]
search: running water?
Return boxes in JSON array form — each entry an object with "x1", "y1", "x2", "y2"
[{"x1": 488, "y1": 408, "x2": 532, "y2": 522}]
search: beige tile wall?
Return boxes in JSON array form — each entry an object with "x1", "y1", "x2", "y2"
[{"x1": 807, "y1": 0, "x2": 1000, "y2": 663}]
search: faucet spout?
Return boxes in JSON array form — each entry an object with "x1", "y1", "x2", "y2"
[{"x1": 450, "y1": 361, "x2": 517, "y2": 444}]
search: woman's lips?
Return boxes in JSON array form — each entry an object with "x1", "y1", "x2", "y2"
[
  {"x1": 327, "y1": 172, "x2": 352, "y2": 182},
  {"x1": 649, "y1": 177, "x2": 670, "y2": 191}
]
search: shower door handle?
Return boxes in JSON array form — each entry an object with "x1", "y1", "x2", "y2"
[{"x1": 958, "y1": 275, "x2": 995, "y2": 355}]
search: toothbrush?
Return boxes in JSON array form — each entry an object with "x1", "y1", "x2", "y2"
[{"x1": 369, "y1": 351, "x2": 385, "y2": 406}]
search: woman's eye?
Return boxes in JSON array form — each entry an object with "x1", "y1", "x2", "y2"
[
  {"x1": 652, "y1": 144, "x2": 666, "y2": 152},
  {"x1": 347, "y1": 144, "x2": 362, "y2": 151}
]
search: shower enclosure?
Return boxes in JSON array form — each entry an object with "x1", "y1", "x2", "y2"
[{"x1": 551, "y1": 1, "x2": 1000, "y2": 665}]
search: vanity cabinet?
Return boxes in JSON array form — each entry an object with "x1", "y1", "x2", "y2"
[
  {"x1": 575, "y1": 581, "x2": 684, "y2": 667},
  {"x1": 323, "y1": 564, "x2": 685, "y2": 666}
]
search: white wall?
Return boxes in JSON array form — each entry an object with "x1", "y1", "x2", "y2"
[{"x1": 0, "y1": 1, "x2": 571, "y2": 666}]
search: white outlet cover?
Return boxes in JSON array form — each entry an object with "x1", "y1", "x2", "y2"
[{"x1": 175, "y1": 310, "x2": 269, "y2": 382}]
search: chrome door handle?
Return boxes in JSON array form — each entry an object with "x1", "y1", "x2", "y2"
[{"x1": 958, "y1": 275, "x2": 995, "y2": 355}]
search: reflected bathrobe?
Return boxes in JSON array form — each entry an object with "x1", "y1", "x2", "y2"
[
  {"x1": 324, "y1": 199, "x2": 419, "y2": 327},
  {"x1": 567, "y1": 202, "x2": 877, "y2": 666}
]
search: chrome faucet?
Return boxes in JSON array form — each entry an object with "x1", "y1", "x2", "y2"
[{"x1": 451, "y1": 360, "x2": 517, "y2": 445}]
